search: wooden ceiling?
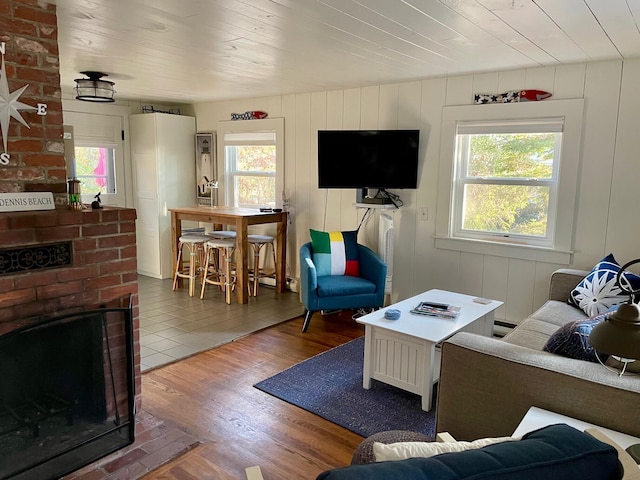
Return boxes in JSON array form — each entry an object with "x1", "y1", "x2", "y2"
[{"x1": 51, "y1": 0, "x2": 640, "y2": 103}]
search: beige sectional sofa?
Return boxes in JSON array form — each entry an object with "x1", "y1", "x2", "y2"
[{"x1": 435, "y1": 268, "x2": 640, "y2": 441}]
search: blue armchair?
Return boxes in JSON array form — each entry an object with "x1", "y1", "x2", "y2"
[{"x1": 300, "y1": 242, "x2": 387, "y2": 332}]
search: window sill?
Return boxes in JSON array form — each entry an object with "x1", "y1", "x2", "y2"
[{"x1": 434, "y1": 236, "x2": 572, "y2": 264}]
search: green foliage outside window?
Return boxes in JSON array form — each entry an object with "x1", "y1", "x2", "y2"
[
  {"x1": 233, "y1": 145, "x2": 276, "y2": 207},
  {"x1": 74, "y1": 146, "x2": 114, "y2": 194},
  {"x1": 461, "y1": 133, "x2": 557, "y2": 237}
]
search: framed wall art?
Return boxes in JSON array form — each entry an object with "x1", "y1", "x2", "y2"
[{"x1": 195, "y1": 132, "x2": 218, "y2": 206}]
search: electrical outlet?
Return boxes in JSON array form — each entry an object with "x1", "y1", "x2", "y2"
[{"x1": 420, "y1": 207, "x2": 429, "y2": 221}]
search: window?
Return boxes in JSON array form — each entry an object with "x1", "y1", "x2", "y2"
[
  {"x1": 74, "y1": 146, "x2": 117, "y2": 194},
  {"x1": 219, "y1": 118, "x2": 284, "y2": 208},
  {"x1": 436, "y1": 100, "x2": 584, "y2": 264},
  {"x1": 453, "y1": 119, "x2": 563, "y2": 247}
]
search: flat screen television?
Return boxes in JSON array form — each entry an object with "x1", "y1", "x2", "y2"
[{"x1": 317, "y1": 129, "x2": 420, "y2": 189}]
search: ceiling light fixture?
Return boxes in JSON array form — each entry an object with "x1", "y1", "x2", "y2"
[{"x1": 74, "y1": 71, "x2": 115, "y2": 103}]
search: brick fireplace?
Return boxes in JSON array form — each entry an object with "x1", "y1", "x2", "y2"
[
  {"x1": 0, "y1": 207, "x2": 141, "y2": 397},
  {"x1": 0, "y1": 1, "x2": 141, "y2": 478},
  {"x1": 0, "y1": 208, "x2": 140, "y2": 479}
]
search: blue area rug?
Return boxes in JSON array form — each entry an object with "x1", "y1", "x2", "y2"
[{"x1": 254, "y1": 336, "x2": 436, "y2": 438}]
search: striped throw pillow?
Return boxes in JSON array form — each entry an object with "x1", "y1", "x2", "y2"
[{"x1": 309, "y1": 229, "x2": 360, "y2": 277}]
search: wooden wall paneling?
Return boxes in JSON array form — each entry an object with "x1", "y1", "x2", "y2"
[
  {"x1": 392, "y1": 81, "x2": 422, "y2": 301},
  {"x1": 282, "y1": 94, "x2": 298, "y2": 276},
  {"x1": 497, "y1": 69, "x2": 527, "y2": 93},
  {"x1": 342, "y1": 89, "x2": 362, "y2": 230},
  {"x1": 343, "y1": 88, "x2": 362, "y2": 128},
  {"x1": 361, "y1": 86, "x2": 380, "y2": 129},
  {"x1": 324, "y1": 91, "x2": 345, "y2": 232},
  {"x1": 310, "y1": 92, "x2": 331, "y2": 231},
  {"x1": 482, "y1": 255, "x2": 508, "y2": 322},
  {"x1": 472, "y1": 72, "x2": 500, "y2": 96},
  {"x1": 572, "y1": 61, "x2": 622, "y2": 267},
  {"x1": 445, "y1": 75, "x2": 473, "y2": 105},
  {"x1": 357, "y1": 86, "x2": 382, "y2": 247},
  {"x1": 413, "y1": 78, "x2": 446, "y2": 296},
  {"x1": 523, "y1": 66, "x2": 555, "y2": 93},
  {"x1": 605, "y1": 59, "x2": 640, "y2": 262},
  {"x1": 294, "y1": 93, "x2": 312, "y2": 248},
  {"x1": 552, "y1": 63, "x2": 586, "y2": 99},
  {"x1": 430, "y1": 249, "x2": 462, "y2": 294},
  {"x1": 532, "y1": 261, "x2": 565, "y2": 312},
  {"x1": 458, "y1": 252, "x2": 485, "y2": 297},
  {"x1": 505, "y1": 259, "x2": 536, "y2": 325},
  {"x1": 326, "y1": 90, "x2": 343, "y2": 128},
  {"x1": 378, "y1": 83, "x2": 400, "y2": 129},
  {"x1": 191, "y1": 59, "x2": 636, "y2": 321}
]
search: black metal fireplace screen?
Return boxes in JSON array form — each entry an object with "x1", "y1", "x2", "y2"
[{"x1": 0, "y1": 304, "x2": 135, "y2": 480}]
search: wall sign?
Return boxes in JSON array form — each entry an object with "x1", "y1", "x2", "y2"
[
  {"x1": 0, "y1": 41, "x2": 48, "y2": 166},
  {"x1": 0, "y1": 192, "x2": 55, "y2": 211}
]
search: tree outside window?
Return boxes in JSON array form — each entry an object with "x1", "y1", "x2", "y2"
[
  {"x1": 228, "y1": 145, "x2": 276, "y2": 207},
  {"x1": 458, "y1": 132, "x2": 559, "y2": 238},
  {"x1": 74, "y1": 146, "x2": 116, "y2": 195},
  {"x1": 453, "y1": 119, "x2": 563, "y2": 247}
]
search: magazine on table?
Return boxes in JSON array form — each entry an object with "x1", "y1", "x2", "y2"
[{"x1": 410, "y1": 301, "x2": 461, "y2": 319}]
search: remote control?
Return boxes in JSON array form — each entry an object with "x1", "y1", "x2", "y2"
[{"x1": 473, "y1": 297, "x2": 492, "y2": 305}]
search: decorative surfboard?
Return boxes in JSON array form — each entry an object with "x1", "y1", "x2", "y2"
[
  {"x1": 474, "y1": 90, "x2": 552, "y2": 104},
  {"x1": 230, "y1": 111, "x2": 268, "y2": 120}
]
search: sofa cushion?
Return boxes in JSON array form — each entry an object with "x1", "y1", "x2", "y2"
[
  {"x1": 528, "y1": 300, "x2": 587, "y2": 327},
  {"x1": 568, "y1": 253, "x2": 640, "y2": 316},
  {"x1": 310, "y1": 229, "x2": 360, "y2": 277},
  {"x1": 502, "y1": 318, "x2": 561, "y2": 350},
  {"x1": 316, "y1": 424, "x2": 619, "y2": 480},
  {"x1": 543, "y1": 311, "x2": 612, "y2": 363}
]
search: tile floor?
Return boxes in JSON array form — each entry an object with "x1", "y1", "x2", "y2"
[{"x1": 138, "y1": 275, "x2": 303, "y2": 371}]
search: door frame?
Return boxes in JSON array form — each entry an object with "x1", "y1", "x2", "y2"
[{"x1": 62, "y1": 99, "x2": 134, "y2": 208}]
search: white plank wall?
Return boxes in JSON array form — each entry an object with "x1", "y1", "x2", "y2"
[{"x1": 193, "y1": 58, "x2": 640, "y2": 325}]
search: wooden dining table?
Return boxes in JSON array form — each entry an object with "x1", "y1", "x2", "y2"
[{"x1": 169, "y1": 206, "x2": 288, "y2": 304}]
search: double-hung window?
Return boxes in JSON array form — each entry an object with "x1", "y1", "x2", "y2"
[
  {"x1": 453, "y1": 119, "x2": 562, "y2": 247},
  {"x1": 436, "y1": 100, "x2": 584, "y2": 264},
  {"x1": 219, "y1": 118, "x2": 284, "y2": 208}
]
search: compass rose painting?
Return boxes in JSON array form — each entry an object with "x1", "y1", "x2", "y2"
[{"x1": 0, "y1": 42, "x2": 47, "y2": 165}]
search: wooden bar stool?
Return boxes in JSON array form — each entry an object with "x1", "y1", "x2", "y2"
[
  {"x1": 200, "y1": 238, "x2": 236, "y2": 304},
  {"x1": 172, "y1": 233, "x2": 210, "y2": 297},
  {"x1": 247, "y1": 234, "x2": 276, "y2": 296}
]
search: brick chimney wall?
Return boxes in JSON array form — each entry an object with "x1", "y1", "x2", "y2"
[{"x1": 0, "y1": 0, "x2": 67, "y2": 201}]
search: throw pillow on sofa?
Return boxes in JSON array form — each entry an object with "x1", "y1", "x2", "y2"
[
  {"x1": 373, "y1": 435, "x2": 518, "y2": 462},
  {"x1": 568, "y1": 253, "x2": 640, "y2": 316},
  {"x1": 543, "y1": 310, "x2": 614, "y2": 363}
]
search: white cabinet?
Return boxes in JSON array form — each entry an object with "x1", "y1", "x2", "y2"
[{"x1": 130, "y1": 113, "x2": 196, "y2": 279}]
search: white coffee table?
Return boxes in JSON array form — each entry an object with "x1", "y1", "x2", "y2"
[{"x1": 356, "y1": 289, "x2": 502, "y2": 411}]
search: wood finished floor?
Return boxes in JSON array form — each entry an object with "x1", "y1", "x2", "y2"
[{"x1": 141, "y1": 311, "x2": 365, "y2": 480}]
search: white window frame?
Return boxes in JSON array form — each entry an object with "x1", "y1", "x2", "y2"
[
  {"x1": 217, "y1": 118, "x2": 284, "y2": 208},
  {"x1": 435, "y1": 99, "x2": 584, "y2": 264}
]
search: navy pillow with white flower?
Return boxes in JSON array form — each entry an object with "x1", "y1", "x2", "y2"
[{"x1": 568, "y1": 253, "x2": 640, "y2": 316}]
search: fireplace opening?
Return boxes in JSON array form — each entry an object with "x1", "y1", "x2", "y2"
[{"x1": 0, "y1": 304, "x2": 135, "y2": 480}]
